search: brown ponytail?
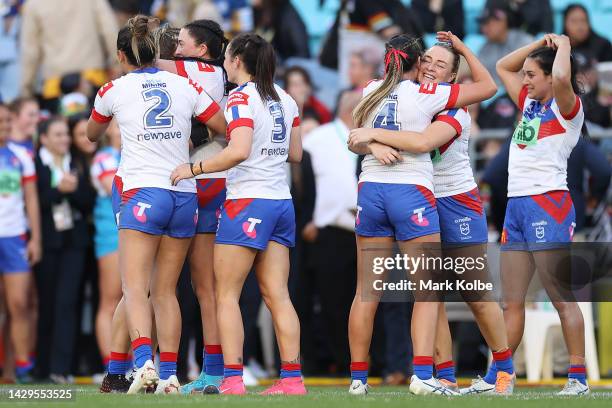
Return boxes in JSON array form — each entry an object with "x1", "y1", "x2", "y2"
[
  {"x1": 353, "y1": 35, "x2": 422, "y2": 128},
  {"x1": 117, "y1": 15, "x2": 159, "y2": 67}
]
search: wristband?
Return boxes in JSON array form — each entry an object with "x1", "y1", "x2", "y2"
[{"x1": 190, "y1": 162, "x2": 196, "y2": 176}]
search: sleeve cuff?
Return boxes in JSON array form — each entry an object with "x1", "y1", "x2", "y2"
[
  {"x1": 444, "y1": 84, "x2": 460, "y2": 110},
  {"x1": 435, "y1": 115, "x2": 462, "y2": 136},
  {"x1": 518, "y1": 85, "x2": 529, "y2": 111},
  {"x1": 226, "y1": 118, "x2": 254, "y2": 140},
  {"x1": 21, "y1": 174, "x2": 37, "y2": 184},
  {"x1": 91, "y1": 108, "x2": 112, "y2": 123},
  {"x1": 175, "y1": 60, "x2": 188, "y2": 78},
  {"x1": 561, "y1": 95, "x2": 581, "y2": 120},
  {"x1": 292, "y1": 116, "x2": 300, "y2": 127},
  {"x1": 195, "y1": 102, "x2": 221, "y2": 124},
  {"x1": 98, "y1": 169, "x2": 117, "y2": 180}
]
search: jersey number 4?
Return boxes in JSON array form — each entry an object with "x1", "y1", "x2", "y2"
[
  {"x1": 142, "y1": 89, "x2": 173, "y2": 129},
  {"x1": 269, "y1": 101, "x2": 287, "y2": 143},
  {"x1": 373, "y1": 100, "x2": 400, "y2": 130}
]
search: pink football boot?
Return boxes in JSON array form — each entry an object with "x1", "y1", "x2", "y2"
[
  {"x1": 260, "y1": 377, "x2": 307, "y2": 395},
  {"x1": 218, "y1": 376, "x2": 247, "y2": 395}
]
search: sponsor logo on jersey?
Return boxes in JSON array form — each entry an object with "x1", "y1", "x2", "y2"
[
  {"x1": 260, "y1": 147, "x2": 288, "y2": 156},
  {"x1": 242, "y1": 217, "x2": 262, "y2": 238},
  {"x1": 411, "y1": 207, "x2": 429, "y2": 226},
  {"x1": 188, "y1": 78, "x2": 203, "y2": 94},
  {"x1": 227, "y1": 92, "x2": 249, "y2": 108},
  {"x1": 419, "y1": 82, "x2": 438, "y2": 94},
  {"x1": 98, "y1": 81, "x2": 114, "y2": 97},
  {"x1": 142, "y1": 81, "x2": 167, "y2": 89},
  {"x1": 137, "y1": 131, "x2": 183, "y2": 141},
  {"x1": 133, "y1": 202, "x2": 152, "y2": 223},
  {"x1": 0, "y1": 170, "x2": 21, "y2": 194}
]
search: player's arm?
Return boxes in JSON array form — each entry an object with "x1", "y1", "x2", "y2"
[
  {"x1": 87, "y1": 119, "x2": 110, "y2": 143},
  {"x1": 88, "y1": 83, "x2": 114, "y2": 142},
  {"x1": 288, "y1": 118, "x2": 302, "y2": 163},
  {"x1": 436, "y1": 31, "x2": 497, "y2": 108},
  {"x1": 550, "y1": 34, "x2": 578, "y2": 116},
  {"x1": 496, "y1": 35, "x2": 550, "y2": 105},
  {"x1": 348, "y1": 121, "x2": 457, "y2": 154},
  {"x1": 200, "y1": 108, "x2": 227, "y2": 136},
  {"x1": 23, "y1": 178, "x2": 41, "y2": 265},
  {"x1": 156, "y1": 59, "x2": 179, "y2": 75}
]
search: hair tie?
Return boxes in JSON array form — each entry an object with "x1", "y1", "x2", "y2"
[{"x1": 385, "y1": 48, "x2": 408, "y2": 73}]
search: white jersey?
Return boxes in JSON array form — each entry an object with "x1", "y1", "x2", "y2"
[
  {"x1": 431, "y1": 107, "x2": 477, "y2": 197},
  {"x1": 508, "y1": 86, "x2": 583, "y2": 197},
  {"x1": 359, "y1": 80, "x2": 460, "y2": 192},
  {"x1": 0, "y1": 142, "x2": 36, "y2": 237},
  {"x1": 92, "y1": 67, "x2": 220, "y2": 193},
  {"x1": 223, "y1": 82, "x2": 300, "y2": 200},
  {"x1": 174, "y1": 60, "x2": 228, "y2": 179},
  {"x1": 90, "y1": 146, "x2": 120, "y2": 197}
]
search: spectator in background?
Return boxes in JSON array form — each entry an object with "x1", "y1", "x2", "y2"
[
  {"x1": 563, "y1": 4, "x2": 612, "y2": 64},
  {"x1": 110, "y1": 0, "x2": 140, "y2": 27},
  {"x1": 166, "y1": 0, "x2": 253, "y2": 36},
  {"x1": 412, "y1": 0, "x2": 465, "y2": 39},
  {"x1": 34, "y1": 117, "x2": 96, "y2": 382},
  {"x1": 576, "y1": 56, "x2": 611, "y2": 129},
  {"x1": 486, "y1": 0, "x2": 553, "y2": 36},
  {"x1": 284, "y1": 66, "x2": 332, "y2": 125},
  {"x1": 59, "y1": 74, "x2": 92, "y2": 118},
  {"x1": 0, "y1": 1, "x2": 23, "y2": 103},
  {"x1": 348, "y1": 47, "x2": 380, "y2": 90},
  {"x1": 252, "y1": 0, "x2": 310, "y2": 62},
  {"x1": 8, "y1": 97, "x2": 39, "y2": 154},
  {"x1": 90, "y1": 120, "x2": 121, "y2": 374},
  {"x1": 301, "y1": 90, "x2": 361, "y2": 375},
  {"x1": 68, "y1": 113, "x2": 98, "y2": 166},
  {"x1": 477, "y1": 5, "x2": 532, "y2": 87},
  {"x1": 20, "y1": 0, "x2": 119, "y2": 112}
]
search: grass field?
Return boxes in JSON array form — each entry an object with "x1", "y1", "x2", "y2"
[{"x1": 1, "y1": 385, "x2": 611, "y2": 408}]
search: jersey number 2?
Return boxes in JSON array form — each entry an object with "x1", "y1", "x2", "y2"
[
  {"x1": 142, "y1": 89, "x2": 173, "y2": 129},
  {"x1": 373, "y1": 100, "x2": 400, "y2": 130},
  {"x1": 269, "y1": 101, "x2": 287, "y2": 143}
]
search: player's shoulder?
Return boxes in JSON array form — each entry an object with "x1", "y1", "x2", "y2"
[
  {"x1": 227, "y1": 82, "x2": 256, "y2": 107},
  {"x1": 363, "y1": 79, "x2": 383, "y2": 96},
  {"x1": 6, "y1": 142, "x2": 32, "y2": 165}
]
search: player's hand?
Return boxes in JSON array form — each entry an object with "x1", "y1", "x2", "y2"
[
  {"x1": 348, "y1": 128, "x2": 377, "y2": 147},
  {"x1": 170, "y1": 163, "x2": 194, "y2": 186},
  {"x1": 57, "y1": 173, "x2": 78, "y2": 193},
  {"x1": 551, "y1": 34, "x2": 570, "y2": 49},
  {"x1": 436, "y1": 31, "x2": 467, "y2": 54},
  {"x1": 369, "y1": 142, "x2": 402, "y2": 165},
  {"x1": 302, "y1": 221, "x2": 318, "y2": 243},
  {"x1": 27, "y1": 238, "x2": 42, "y2": 265}
]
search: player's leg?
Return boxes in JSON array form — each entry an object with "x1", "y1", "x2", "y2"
[
  {"x1": 214, "y1": 243, "x2": 256, "y2": 394},
  {"x1": 100, "y1": 296, "x2": 132, "y2": 393},
  {"x1": 3, "y1": 271, "x2": 33, "y2": 382},
  {"x1": 95, "y1": 251, "x2": 121, "y2": 372},
  {"x1": 150, "y1": 234, "x2": 192, "y2": 394},
  {"x1": 256, "y1": 241, "x2": 306, "y2": 395},
  {"x1": 433, "y1": 305, "x2": 457, "y2": 391}
]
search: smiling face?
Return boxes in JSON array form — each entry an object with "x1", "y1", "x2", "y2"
[
  {"x1": 41, "y1": 120, "x2": 71, "y2": 156},
  {"x1": 72, "y1": 119, "x2": 97, "y2": 155},
  {"x1": 418, "y1": 45, "x2": 457, "y2": 84},
  {"x1": 175, "y1": 28, "x2": 206, "y2": 58},
  {"x1": 13, "y1": 100, "x2": 39, "y2": 138},
  {"x1": 0, "y1": 106, "x2": 11, "y2": 145},
  {"x1": 522, "y1": 57, "x2": 553, "y2": 101},
  {"x1": 223, "y1": 44, "x2": 240, "y2": 84}
]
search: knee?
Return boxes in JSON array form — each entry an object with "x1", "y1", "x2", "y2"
[
  {"x1": 468, "y1": 302, "x2": 488, "y2": 316},
  {"x1": 552, "y1": 301, "x2": 579, "y2": 318},
  {"x1": 8, "y1": 296, "x2": 28, "y2": 319},
  {"x1": 260, "y1": 286, "x2": 289, "y2": 309},
  {"x1": 501, "y1": 301, "x2": 524, "y2": 313},
  {"x1": 195, "y1": 285, "x2": 215, "y2": 306}
]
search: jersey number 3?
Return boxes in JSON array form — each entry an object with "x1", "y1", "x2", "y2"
[
  {"x1": 269, "y1": 101, "x2": 287, "y2": 143},
  {"x1": 142, "y1": 89, "x2": 173, "y2": 129},
  {"x1": 373, "y1": 100, "x2": 400, "y2": 130}
]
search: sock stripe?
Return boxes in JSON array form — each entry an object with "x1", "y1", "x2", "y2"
[
  {"x1": 435, "y1": 361, "x2": 454, "y2": 370},
  {"x1": 492, "y1": 349, "x2": 512, "y2": 361},
  {"x1": 568, "y1": 366, "x2": 586, "y2": 374},
  {"x1": 413, "y1": 356, "x2": 434, "y2": 365},
  {"x1": 225, "y1": 364, "x2": 243, "y2": 370},
  {"x1": 15, "y1": 360, "x2": 31, "y2": 368},
  {"x1": 110, "y1": 352, "x2": 130, "y2": 361},
  {"x1": 281, "y1": 363, "x2": 301, "y2": 371},
  {"x1": 350, "y1": 362, "x2": 368, "y2": 371},
  {"x1": 160, "y1": 352, "x2": 177, "y2": 362},
  {"x1": 131, "y1": 337, "x2": 152, "y2": 349},
  {"x1": 205, "y1": 344, "x2": 222, "y2": 354}
]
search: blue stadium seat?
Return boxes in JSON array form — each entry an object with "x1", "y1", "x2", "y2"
[
  {"x1": 600, "y1": 0, "x2": 612, "y2": 11},
  {"x1": 463, "y1": 33, "x2": 487, "y2": 54},
  {"x1": 291, "y1": 0, "x2": 340, "y2": 55},
  {"x1": 588, "y1": 12, "x2": 612, "y2": 41}
]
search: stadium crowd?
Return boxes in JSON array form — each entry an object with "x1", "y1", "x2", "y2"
[{"x1": 0, "y1": 0, "x2": 610, "y2": 389}]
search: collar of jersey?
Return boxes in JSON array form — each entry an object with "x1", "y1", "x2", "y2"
[{"x1": 131, "y1": 67, "x2": 160, "y2": 74}]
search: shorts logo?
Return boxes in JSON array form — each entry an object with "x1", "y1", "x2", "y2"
[
  {"x1": 356, "y1": 206, "x2": 362, "y2": 226},
  {"x1": 133, "y1": 202, "x2": 152, "y2": 223},
  {"x1": 411, "y1": 207, "x2": 429, "y2": 227},
  {"x1": 194, "y1": 208, "x2": 199, "y2": 225},
  {"x1": 535, "y1": 226, "x2": 545, "y2": 239},
  {"x1": 242, "y1": 217, "x2": 262, "y2": 238},
  {"x1": 459, "y1": 222, "x2": 470, "y2": 236},
  {"x1": 115, "y1": 212, "x2": 120, "y2": 226},
  {"x1": 569, "y1": 222, "x2": 576, "y2": 240}
]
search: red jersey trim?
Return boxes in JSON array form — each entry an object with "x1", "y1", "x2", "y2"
[
  {"x1": 21, "y1": 174, "x2": 37, "y2": 184},
  {"x1": 195, "y1": 102, "x2": 220, "y2": 124},
  {"x1": 518, "y1": 85, "x2": 529, "y2": 111},
  {"x1": 561, "y1": 95, "x2": 581, "y2": 120},
  {"x1": 175, "y1": 60, "x2": 188, "y2": 78},
  {"x1": 91, "y1": 109, "x2": 112, "y2": 123},
  {"x1": 98, "y1": 169, "x2": 117, "y2": 180},
  {"x1": 434, "y1": 115, "x2": 462, "y2": 136},
  {"x1": 226, "y1": 118, "x2": 254, "y2": 140},
  {"x1": 444, "y1": 84, "x2": 460, "y2": 109},
  {"x1": 292, "y1": 116, "x2": 300, "y2": 127}
]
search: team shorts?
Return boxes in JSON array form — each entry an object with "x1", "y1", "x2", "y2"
[
  {"x1": 111, "y1": 175, "x2": 123, "y2": 226},
  {"x1": 502, "y1": 190, "x2": 575, "y2": 251},
  {"x1": 195, "y1": 178, "x2": 226, "y2": 234},
  {"x1": 119, "y1": 187, "x2": 198, "y2": 238},
  {"x1": 437, "y1": 188, "x2": 488, "y2": 244},
  {"x1": 94, "y1": 197, "x2": 119, "y2": 258},
  {"x1": 216, "y1": 198, "x2": 295, "y2": 250},
  {"x1": 0, "y1": 235, "x2": 29, "y2": 273},
  {"x1": 355, "y1": 182, "x2": 440, "y2": 241}
]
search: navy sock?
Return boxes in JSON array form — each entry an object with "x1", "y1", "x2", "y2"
[
  {"x1": 436, "y1": 361, "x2": 456, "y2": 383},
  {"x1": 413, "y1": 356, "x2": 434, "y2": 380},
  {"x1": 350, "y1": 362, "x2": 368, "y2": 384},
  {"x1": 568, "y1": 365, "x2": 587, "y2": 385},
  {"x1": 204, "y1": 345, "x2": 223, "y2": 376}
]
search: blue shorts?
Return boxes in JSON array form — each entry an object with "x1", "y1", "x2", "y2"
[
  {"x1": 195, "y1": 178, "x2": 226, "y2": 234},
  {"x1": 502, "y1": 191, "x2": 576, "y2": 251},
  {"x1": 119, "y1": 187, "x2": 198, "y2": 238},
  {"x1": 94, "y1": 197, "x2": 119, "y2": 258},
  {"x1": 216, "y1": 198, "x2": 295, "y2": 250},
  {"x1": 437, "y1": 188, "x2": 488, "y2": 244},
  {"x1": 355, "y1": 182, "x2": 440, "y2": 241},
  {"x1": 111, "y1": 175, "x2": 123, "y2": 226},
  {"x1": 0, "y1": 235, "x2": 29, "y2": 273}
]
